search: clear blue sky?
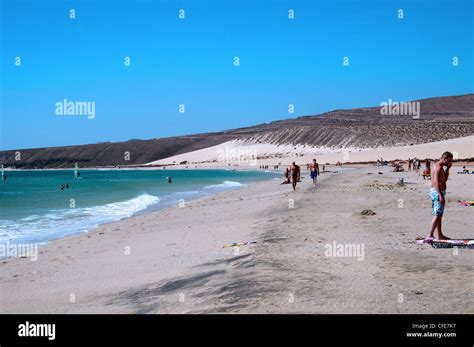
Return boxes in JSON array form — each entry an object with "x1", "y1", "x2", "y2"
[{"x1": 1, "y1": 0, "x2": 473, "y2": 150}]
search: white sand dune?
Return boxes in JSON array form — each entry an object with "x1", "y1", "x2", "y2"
[{"x1": 146, "y1": 135, "x2": 474, "y2": 168}]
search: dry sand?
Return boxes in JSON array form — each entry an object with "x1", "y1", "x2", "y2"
[{"x1": 1, "y1": 165, "x2": 473, "y2": 313}]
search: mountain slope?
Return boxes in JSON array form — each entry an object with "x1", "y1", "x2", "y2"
[{"x1": 1, "y1": 94, "x2": 473, "y2": 168}]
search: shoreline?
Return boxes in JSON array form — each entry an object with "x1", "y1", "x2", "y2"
[
  {"x1": 1, "y1": 182, "x2": 254, "y2": 259},
  {"x1": 3, "y1": 160, "x2": 473, "y2": 172},
  {"x1": 1, "y1": 170, "x2": 282, "y2": 250},
  {"x1": 1, "y1": 165, "x2": 472, "y2": 313}
]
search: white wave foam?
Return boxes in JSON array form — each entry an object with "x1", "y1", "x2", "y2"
[
  {"x1": 204, "y1": 181, "x2": 246, "y2": 189},
  {"x1": 0, "y1": 194, "x2": 160, "y2": 244}
]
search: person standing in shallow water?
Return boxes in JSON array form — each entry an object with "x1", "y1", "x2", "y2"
[{"x1": 426, "y1": 152, "x2": 453, "y2": 241}]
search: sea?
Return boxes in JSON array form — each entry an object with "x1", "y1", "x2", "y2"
[{"x1": 0, "y1": 169, "x2": 280, "y2": 245}]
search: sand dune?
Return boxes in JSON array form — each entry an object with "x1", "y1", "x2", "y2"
[{"x1": 147, "y1": 135, "x2": 474, "y2": 168}]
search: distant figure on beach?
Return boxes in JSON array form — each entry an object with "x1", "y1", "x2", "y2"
[
  {"x1": 413, "y1": 158, "x2": 420, "y2": 171},
  {"x1": 408, "y1": 158, "x2": 412, "y2": 171},
  {"x1": 290, "y1": 162, "x2": 300, "y2": 191},
  {"x1": 426, "y1": 151, "x2": 453, "y2": 241},
  {"x1": 281, "y1": 168, "x2": 291, "y2": 184},
  {"x1": 310, "y1": 159, "x2": 319, "y2": 188},
  {"x1": 422, "y1": 160, "x2": 431, "y2": 179},
  {"x1": 322, "y1": 164, "x2": 325, "y2": 172},
  {"x1": 393, "y1": 162, "x2": 404, "y2": 172}
]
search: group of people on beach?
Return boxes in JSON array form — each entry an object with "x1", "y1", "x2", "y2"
[
  {"x1": 392, "y1": 158, "x2": 431, "y2": 177},
  {"x1": 407, "y1": 158, "x2": 432, "y2": 179},
  {"x1": 276, "y1": 151, "x2": 458, "y2": 242},
  {"x1": 259, "y1": 165, "x2": 279, "y2": 170},
  {"x1": 408, "y1": 157, "x2": 423, "y2": 171},
  {"x1": 282, "y1": 159, "x2": 320, "y2": 191}
]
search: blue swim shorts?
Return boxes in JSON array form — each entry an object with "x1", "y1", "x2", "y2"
[{"x1": 429, "y1": 188, "x2": 446, "y2": 216}]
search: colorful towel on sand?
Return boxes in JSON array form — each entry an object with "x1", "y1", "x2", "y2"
[
  {"x1": 223, "y1": 241, "x2": 257, "y2": 248},
  {"x1": 415, "y1": 238, "x2": 474, "y2": 249},
  {"x1": 458, "y1": 200, "x2": 474, "y2": 206}
]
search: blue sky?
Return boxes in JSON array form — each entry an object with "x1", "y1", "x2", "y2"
[{"x1": 1, "y1": 0, "x2": 473, "y2": 150}]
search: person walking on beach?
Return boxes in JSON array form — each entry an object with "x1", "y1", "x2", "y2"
[
  {"x1": 310, "y1": 159, "x2": 319, "y2": 188},
  {"x1": 290, "y1": 162, "x2": 300, "y2": 191},
  {"x1": 426, "y1": 151, "x2": 453, "y2": 241}
]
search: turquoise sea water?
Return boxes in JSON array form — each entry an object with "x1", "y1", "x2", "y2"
[{"x1": 0, "y1": 169, "x2": 279, "y2": 245}]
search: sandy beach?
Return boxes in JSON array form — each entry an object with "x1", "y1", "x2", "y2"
[{"x1": 1, "y1": 163, "x2": 473, "y2": 314}]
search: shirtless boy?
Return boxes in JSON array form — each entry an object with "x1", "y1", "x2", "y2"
[{"x1": 426, "y1": 151, "x2": 453, "y2": 241}]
